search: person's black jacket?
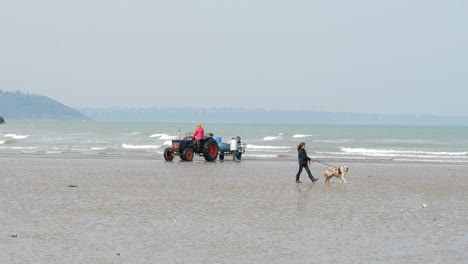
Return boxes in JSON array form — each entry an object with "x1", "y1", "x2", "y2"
[{"x1": 298, "y1": 148, "x2": 311, "y2": 165}]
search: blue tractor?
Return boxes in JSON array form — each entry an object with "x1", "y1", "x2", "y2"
[{"x1": 163, "y1": 133, "x2": 219, "y2": 161}]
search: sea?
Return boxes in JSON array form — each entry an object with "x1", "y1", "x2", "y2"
[{"x1": 1, "y1": 121, "x2": 467, "y2": 164}]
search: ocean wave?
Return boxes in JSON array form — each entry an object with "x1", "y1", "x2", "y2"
[
  {"x1": 121, "y1": 144, "x2": 160, "y2": 149},
  {"x1": 246, "y1": 144, "x2": 291, "y2": 150},
  {"x1": 10, "y1": 147, "x2": 38, "y2": 150},
  {"x1": 3, "y1": 134, "x2": 29, "y2": 139},
  {"x1": 91, "y1": 147, "x2": 108, "y2": 150},
  {"x1": 0, "y1": 140, "x2": 4, "y2": 144},
  {"x1": 292, "y1": 134, "x2": 312, "y2": 138},
  {"x1": 393, "y1": 159, "x2": 468, "y2": 163},
  {"x1": 244, "y1": 154, "x2": 280, "y2": 158},
  {"x1": 46, "y1": 151, "x2": 62, "y2": 154},
  {"x1": 150, "y1": 133, "x2": 177, "y2": 140},
  {"x1": 263, "y1": 136, "x2": 281, "y2": 141},
  {"x1": 341, "y1": 147, "x2": 467, "y2": 156},
  {"x1": 247, "y1": 149, "x2": 291, "y2": 153},
  {"x1": 341, "y1": 148, "x2": 468, "y2": 157},
  {"x1": 162, "y1": 140, "x2": 172, "y2": 146},
  {"x1": 313, "y1": 139, "x2": 353, "y2": 144}
]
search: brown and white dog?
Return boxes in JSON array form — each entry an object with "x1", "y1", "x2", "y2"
[{"x1": 323, "y1": 166, "x2": 349, "y2": 183}]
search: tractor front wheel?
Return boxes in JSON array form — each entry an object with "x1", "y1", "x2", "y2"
[{"x1": 164, "y1": 147, "x2": 174, "y2": 161}]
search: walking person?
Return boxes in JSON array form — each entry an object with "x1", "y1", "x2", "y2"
[{"x1": 296, "y1": 142, "x2": 318, "y2": 183}]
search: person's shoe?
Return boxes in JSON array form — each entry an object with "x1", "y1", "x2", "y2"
[
  {"x1": 311, "y1": 178, "x2": 318, "y2": 182},
  {"x1": 296, "y1": 181, "x2": 302, "y2": 183}
]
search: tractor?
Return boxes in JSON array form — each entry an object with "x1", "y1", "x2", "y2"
[{"x1": 163, "y1": 133, "x2": 219, "y2": 161}]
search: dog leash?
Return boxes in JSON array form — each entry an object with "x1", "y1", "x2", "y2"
[{"x1": 310, "y1": 159, "x2": 337, "y2": 168}]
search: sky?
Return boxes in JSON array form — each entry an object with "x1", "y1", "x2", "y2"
[{"x1": 1, "y1": 0, "x2": 467, "y2": 116}]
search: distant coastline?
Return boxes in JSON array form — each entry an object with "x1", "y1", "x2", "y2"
[
  {"x1": 78, "y1": 107, "x2": 468, "y2": 126},
  {"x1": 1, "y1": 90, "x2": 467, "y2": 125}
]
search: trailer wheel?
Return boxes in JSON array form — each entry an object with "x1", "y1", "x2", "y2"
[
  {"x1": 203, "y1": 138, "x2": 218, "y2": 161},
  {"x1": 183, "y1": 148, "x2": 194, "y2": 161},
  {"x1": 219, "y1": 153, "x2": 224, "y2": 160},
  {"x1": 164, "y1": 147, "x2": 174, "y2": 161}
]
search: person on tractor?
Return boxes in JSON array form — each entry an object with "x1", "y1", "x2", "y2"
[
  {"x1": 194, "y1": 124, "x2": 204, "y2": 140},
  {"x1": 193, "y1": 124, "x2": 205, "y2": 150}
]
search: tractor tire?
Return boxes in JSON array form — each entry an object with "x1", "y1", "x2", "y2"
[
  {"x1": 164, "y1": 147, "x2": 175, "y2": 161},
  {"x1": 203, "y1": 138, "x2": 219, "y2": 161},
  {"x1": 183, "y1": 148, "x2": 194, "y2": 161}
]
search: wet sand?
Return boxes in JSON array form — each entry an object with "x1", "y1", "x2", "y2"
[{"x1": 1, "y1": 157, "x2": 467, "y2": 263}]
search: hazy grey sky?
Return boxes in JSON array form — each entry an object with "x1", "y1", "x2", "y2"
[{"x1": 1, "y1": 0, "x2": 467, "y2": 115}]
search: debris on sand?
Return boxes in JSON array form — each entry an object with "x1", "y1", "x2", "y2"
[
  {"x1": 8, "y1": 233, "x2": 17, "y2": 238},
  {"x1": 68, "y1": 185, "x2": 78, "y2": 188}
]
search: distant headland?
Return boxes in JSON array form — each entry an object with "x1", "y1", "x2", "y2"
[{"x1": 0, "y1": 90, "x2": 93, "y2": 121}]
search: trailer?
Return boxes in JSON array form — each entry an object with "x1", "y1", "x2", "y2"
[{"x1": 217, "y1": 136, "x2": 245, "y2": 160}]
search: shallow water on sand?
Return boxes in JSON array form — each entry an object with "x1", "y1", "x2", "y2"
[{"x1": 1, "y1": 158, "x2": 467, "y2": 263}]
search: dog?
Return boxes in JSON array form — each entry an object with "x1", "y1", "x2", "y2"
[{"x1": 323, "y1": 166, "x2": 349, "y2": 183}]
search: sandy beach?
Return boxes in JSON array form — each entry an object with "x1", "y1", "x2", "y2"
[{"x1": 1, "y1": 157, "x2": 467, "y2": 263}]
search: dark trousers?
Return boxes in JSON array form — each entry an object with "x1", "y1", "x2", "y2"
[{"x1": 296, "y1": 164, "x2": 315, "y2": 182}]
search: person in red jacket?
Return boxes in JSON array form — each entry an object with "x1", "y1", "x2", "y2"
[
  {"x1": 193, "y1": 124, "x2": 205, "y2": 149},
  {"x1": 194, "y1": 124, "x2": 204, "y2": 140}
]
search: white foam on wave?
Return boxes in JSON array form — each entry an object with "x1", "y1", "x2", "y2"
[
  {"x1": 263, "y1": 136, "x2": 280, "y2": 141},
  {"x1": 46, "y1": 151, "x2": 62, "y2": 154},
  {"x1": 248, "y1": 149, "x2": 291, "y2": 153},
  {"x1": 10, "y1": 147, "x2": 38, "y2": 150},
  {"x1": 314, "y1": 139, "x2": 352, "y2": 143},
  {"x1": 341, "y1": 147, "x2": 468, "y2": 156},
  {"x1": 0, "y1": 140, "x2": 4, "y2": 144},
  {"x1": 150, "y1": 133, "x2": 177, "y2": 140},
  {"x1": 121, "y1": 144, "x2": 160, "y2": 149},
  {"x1": 293, "y1": 134, "x2": 312, "y2": 138},
  {"x1": 91, "y1": 147, "x2": 107, "y2": 151},
  {"x1": 245, "y1": 154, "x2": 279, "y2": 158},
  {"x1": 393, "y1": 159, "x2": 468, "y2": 163},
  {"x1": 3, "y1": 134, "x2": 29, "y2": 139},
  {"x1": 246, "y1": 144, "x2": 290, "y2": 150},
  {"x1": 162, "y1": 140, "x2": 172, "y2": 146}
]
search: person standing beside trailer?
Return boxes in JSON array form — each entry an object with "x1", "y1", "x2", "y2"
[
  {"x1": 296, "y1": 142, "x2": 318, "y2": 183},
  {"x1": 229, "y1": 137, "x2": 237, "y2": 160}
]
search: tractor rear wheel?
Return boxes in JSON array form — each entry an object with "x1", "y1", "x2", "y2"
[
  {"x1": 203, "y1": 138, "x2": 218, "y2": 161},
  {"x1": 183, "y1": 148, "x2": 194, "y2": 161},
  {"x1": 164, "y1": 147, "x2": 174, "y2": 161}
]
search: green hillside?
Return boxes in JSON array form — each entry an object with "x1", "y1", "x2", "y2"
[{"x1": 0, "y1": 90, "x2": 92, "y2": 121}]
